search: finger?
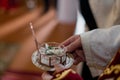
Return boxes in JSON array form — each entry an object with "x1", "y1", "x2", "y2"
[
  {"x1": 54, "y1": 64, "x2": 65, "y2": 73},
  {"x1": 73, "y1": 50, "x2": 85, "y2": 65},
  {"x1": 61, "y1": 35, "x2": 80, "y2": 46},
  {"x1": 73, "y1": 57, "x2": 81, "y2": 65},
  {"x1": 71, "y1": 52, "x2": 78, "y2": 59},
  {"x1": 66, "y1": 38, "x2": 82, "y2": 52},
  {"x1": 41, "y1": 72, "x2": 53, "y2": 80},
  {"x1": 76, "y1": 50, "x2": 86, "y2": 62}
]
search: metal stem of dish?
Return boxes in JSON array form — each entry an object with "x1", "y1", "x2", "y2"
[{"x1": 29, "y1": 22, "x2": 41, "y2": 60}]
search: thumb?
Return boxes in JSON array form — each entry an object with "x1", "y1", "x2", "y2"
[{"x1": 54, "y1": 64, "x2": 66, "y2": 73}]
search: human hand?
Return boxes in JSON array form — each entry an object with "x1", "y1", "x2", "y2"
[
  {"x1": 41, "y1": 64, "x2": 66, "y2": 80},
  {"x1": 41, "y1": 72, "x2": 53, "y2": 80},
  {"x1": 61, "y1": 35, "x2": 86, "y2": 65}
]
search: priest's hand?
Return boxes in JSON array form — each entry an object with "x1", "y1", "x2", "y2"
[{"x1": 61, "y1": 35, "x2": 86, "y2": 65}]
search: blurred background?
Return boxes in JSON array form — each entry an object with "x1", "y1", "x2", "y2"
[
  {"x1": 0, "y1": 0, "x2": 117, "y2": 80},
  {"x1": 0, "y1": 0, "x2": 84, "y2": 80}
]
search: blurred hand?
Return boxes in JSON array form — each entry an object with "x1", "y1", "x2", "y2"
[
  {"x1": 41, "y1": 64, "x2": 66, "y2": 80},
  {"x1": 61, "y1": 35, "x2": 86, "y2": 65},
  {"x1": 41, "y1": 72, "x2": 53, "y2": 80}
]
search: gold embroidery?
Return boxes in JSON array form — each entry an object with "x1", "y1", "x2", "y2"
[
  {"x1": 56, "y1": 74, "x2": 60, "y2": 77},
  {"x1": 53, "y1": 69, "x2": 76, "y2": 80},
  {"x1": 103, "y1": 64, "x2": 120, "y2": 75}
]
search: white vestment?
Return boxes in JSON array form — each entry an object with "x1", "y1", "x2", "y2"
[{"x1": 81, "y1": 25, "x2": 120, "y2": 77}]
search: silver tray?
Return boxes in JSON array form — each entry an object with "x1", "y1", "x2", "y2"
[{"x1": 31, "y1": 51, "x2": 74, "y2": 71}]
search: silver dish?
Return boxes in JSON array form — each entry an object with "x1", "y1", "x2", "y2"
[{"x1": 31, "y1": 51, "x2": 74, "y2": 71}]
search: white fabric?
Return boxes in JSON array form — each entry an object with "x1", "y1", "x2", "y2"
[
  {"x1": 89, "y1": 0, "x2": 120, "y2": 28},
  {"x1": 74, "y1": 10, "x2": 85, "y2": 34},
  {"x1": 80, "y1": 25, "x2": 120, "y2": 77}
]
